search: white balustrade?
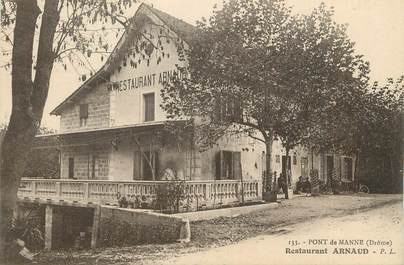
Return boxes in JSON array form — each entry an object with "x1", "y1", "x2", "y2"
[{"x1": 18, "y1": 178, "x2": 262, "y2": 208}]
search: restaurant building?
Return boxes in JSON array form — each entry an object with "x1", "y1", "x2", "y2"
[{"x1": 23, "y1": 4, "x2": 355, "y2": 207}]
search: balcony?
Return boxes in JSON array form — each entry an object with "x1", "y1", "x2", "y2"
[{"x1": 18, "y1": 178, "x2": 262, "y2": 210}]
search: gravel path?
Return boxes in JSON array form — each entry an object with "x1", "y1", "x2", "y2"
[{"x1": 155, "y1": 199, "x2": 403, "y2": 265}]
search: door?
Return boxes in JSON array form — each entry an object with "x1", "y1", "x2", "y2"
[
  {"x1": 326, "y1": 155, "x2": 334, "y2": 185},
  {"x1": 344, "y1": 157, "x2": 353, "y2": 181},
  {"x1": 68, "y1": 157, "x2": 74, "y2": 179}
]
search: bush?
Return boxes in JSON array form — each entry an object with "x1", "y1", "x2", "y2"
[
  {"x1": 155, "y1": 179, "x2": 186, "y2": 213},
  {"x1": 12, "y1": 207, "x2": 45, "y2": 250}
]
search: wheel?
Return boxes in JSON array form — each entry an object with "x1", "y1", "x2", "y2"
[{"x1": 359, "y1": 184, "x2": 370, "y2": 194}]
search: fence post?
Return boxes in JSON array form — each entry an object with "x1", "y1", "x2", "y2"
[
  {"x1": 32, "y1": 181, "x2": 37, "y2": 197},
  {"x1": 84, "y1": 183, "x2": 89, "y2": 201},
  {"x1": 56, "y1": 181, "x2": 61, "y2": 198}
]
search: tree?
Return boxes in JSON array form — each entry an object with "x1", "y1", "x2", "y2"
[
  {"x1": 355, "y1": 77, "x2": 403, "y2": 193},
  {"x1": 1, "y1": 125, "x2": 59, "y2": 179},
  {"x1": 161, "y1": 0, "x2": 368, "y2": 199},
  {"x1": 0, "y1": 0, "x2": 139, "y2": 257}
]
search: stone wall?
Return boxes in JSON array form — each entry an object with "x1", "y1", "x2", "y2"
[
  {"x1": 60, "y1": 145, "x2": 110, "y2": 179},
  {"x1": 60, "y1": 82, "x2": 110, "y2": 132},
  {"x1": 98, "y1": 206, "x2": 190, "y2": 246}
]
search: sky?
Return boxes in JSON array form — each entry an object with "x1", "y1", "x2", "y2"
[{"x1": 0, "y1": 0, "x2": 403, "y2": 130}]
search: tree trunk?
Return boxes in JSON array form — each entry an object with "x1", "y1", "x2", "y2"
[
  {"x1": 263, "y1": 134, "x2": 277, "y2": 202},
  {"x1": 310, "y1": 146, "x2": 320, "y2": 196},
  {"x1": 0, "y1": 0, "x2": 60, "y2": 258},
  {"x1": 0, "y1": 0, "x2": 40, "y2": 257},
  {"x1": 265, "y1": 136, "x2": 273, "y2": 191},
  {"x1": 284, "y1": 148, "x2": 290, "y2": 199}
]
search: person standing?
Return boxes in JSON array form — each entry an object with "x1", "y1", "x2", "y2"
[{"x1": 278, "y1": 173, "x2": 288, "y2": 199}]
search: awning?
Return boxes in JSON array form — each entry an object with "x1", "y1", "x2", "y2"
[{"x1": 33, "y1": 120, "x2": 188, "y2": 149}]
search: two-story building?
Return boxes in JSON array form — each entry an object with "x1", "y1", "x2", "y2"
[{"x1": 20, "y1": 4, "x2": 356, "y2": 207}]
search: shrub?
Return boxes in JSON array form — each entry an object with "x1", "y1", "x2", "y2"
[
  {"x1": 155, "y1": 179, "x2": 186, "y2": 213},
  {"x1": 12, "y1": 207, "x2": 45, "y2": 250}
]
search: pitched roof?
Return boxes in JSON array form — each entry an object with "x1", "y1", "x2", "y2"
[
  {"x1": 51, "y1": 3, "x2": 196, "y2": 115},
  {"x1": 147, "y1": 5, "x2": 195, "y2": 43}
]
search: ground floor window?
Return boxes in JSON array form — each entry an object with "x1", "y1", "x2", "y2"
[
  {"x1": 133, "y1": 150, "x2": 159, "y2": 180},
  {"x1": 215, "y1": 151, "x2": 241, "y2": 180}
]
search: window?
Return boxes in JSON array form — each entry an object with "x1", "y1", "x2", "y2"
[
  {"x1": 293, "y1": 156, "x2": 297, "y2": 165},
  {"x1": 275, "y1": 155, "x2": 280, "y2": 163},
  {"x1": 79, "y1": 104, "x2": 88, "y2": 127},
  {"x1": 68, "y1": 157, "x2": 74, "y2": 179},
  {"x1": 144, "y1": 93, "x2": 155, "y2": 122},
  {"x1": 133, "y1": 151, "x2": 159, "y2": 180},
  {"x1": 215, "y1": 151, "x2": 241, "y2": 180},
  {"x1": 213, "y1": 95, "x2": 242, "y2": 123},
  {"x1": 142, "y1": 151, "x2": 159, "y2": 180}
]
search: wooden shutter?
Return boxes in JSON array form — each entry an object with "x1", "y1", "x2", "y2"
[
  {"x1": 215, "y1": 151, "x2": 224, "y2": 180},
  {"x1": 79, "y1": 104, "x2": 88, "y2": 119},
  {"x1": 233, "y1": 152, "x2": 242, "y2": 180},
  {"x1": 68, "y1": 157, "x2": 74, "y2": 179}
]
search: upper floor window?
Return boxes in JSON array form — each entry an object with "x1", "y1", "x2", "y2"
[
  {"x1": 213, "y1": 95, "x2": 242, "y2": 123},
  {"x1": 79, "y1": 104, "x2": 88, "y2": 127},
  {"x1": 144, "y1": 93, "x2": 155, "y2": 122}
]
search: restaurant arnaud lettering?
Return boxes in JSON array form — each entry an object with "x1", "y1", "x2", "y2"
[{"x1": 107, "y1": 69, "x2": 187, "y2": 92}]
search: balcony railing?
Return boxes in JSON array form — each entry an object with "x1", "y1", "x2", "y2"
[{"x1": 18, "y1": 178, "x2": 262, "y2": 209}]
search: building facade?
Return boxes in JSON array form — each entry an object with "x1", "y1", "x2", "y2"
[{"x1": 37, "y1": 4, "x2": 355, "y2": 192}]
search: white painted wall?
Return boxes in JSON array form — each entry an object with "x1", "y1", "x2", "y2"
[{"x1": 108, "y1": 17, "x2": 187, "y2": 127}]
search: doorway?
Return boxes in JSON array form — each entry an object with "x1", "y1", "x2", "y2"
[
  {"x1": 68, "y1": 157, "x2": 74, "y2": 179},
  {"x1": 326, "y1": 155, "x2": 334, "y2": 186}
]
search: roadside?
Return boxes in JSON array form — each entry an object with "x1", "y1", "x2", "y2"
[
  {"x1": 34, "y1": 194, "x2": 402, "y2": 265},
  {"x1": 156, "y1": 198, "x2": 403, "y2": 265}
]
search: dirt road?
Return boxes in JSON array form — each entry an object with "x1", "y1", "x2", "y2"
[{"x1": 157, "y1": 200, "x2": 403, "y2": 265}]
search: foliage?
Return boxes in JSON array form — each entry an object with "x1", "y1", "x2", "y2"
[
  {"x1": 12, "y1": 207, "x2": 45, "y2": 250},
  {"x1": 161, "y1": 0, "x2": 368, "y2": 192},
  {"x1": 0, "y1": 0, "x2": 150, "y2": 254},
  {"x1": 356, "y1": 77, "x2": 403, "y2": 193},
  {"x1": 1, "y1": 0, "x2": 138, "y2": 75},
  {"x1": 155, "y1": 179, "x2": 186, "y2": 213},
  {"x1": 308, "y1": 74, "x2": 403, "y2": 193},
  {"x1": 0, "y1": 125, "x2": 59, "y2": 178}
]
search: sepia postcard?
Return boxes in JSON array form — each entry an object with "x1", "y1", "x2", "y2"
[{"x1": 0, "y1": 0, "x2": 403, "y2": 264}]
